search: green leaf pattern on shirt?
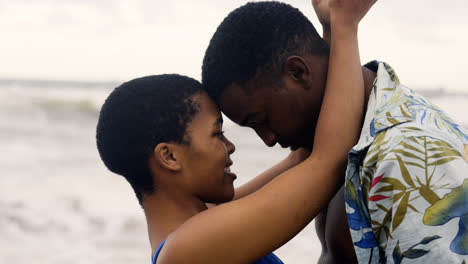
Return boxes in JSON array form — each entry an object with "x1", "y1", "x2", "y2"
[{"x1": 346, "y1": 61, "x2": 468, "y2": 263}]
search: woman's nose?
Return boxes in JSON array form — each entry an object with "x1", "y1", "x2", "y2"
[{"x1": 224, "y1": 136, "x2": 236, "y2": 154}]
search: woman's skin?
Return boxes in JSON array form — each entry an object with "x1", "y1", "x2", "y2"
[
  {"x1": 146, "y1": 1, "x2": 377, "y2": 263},
  {"x1": 312, "y1": 0, "x2": 332, "y2": 44}
]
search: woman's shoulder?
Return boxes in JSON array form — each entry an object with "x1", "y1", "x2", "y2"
[{"x1": 152, "y1": 239, "x2": 166, "y2": 264}]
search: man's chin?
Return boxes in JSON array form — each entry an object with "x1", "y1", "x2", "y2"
[
  {"x1": 289, "y1": 142, "x2": 313, "y2": 152},
  {"x1": 289, "y1": 145, "x2": 300, "y2": 151}
]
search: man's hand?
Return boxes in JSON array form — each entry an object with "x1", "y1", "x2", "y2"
[{"x1": 312, "y1": 0, "x2": 331, "y2": 44}]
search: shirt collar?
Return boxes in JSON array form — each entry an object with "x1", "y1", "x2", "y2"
[{"x1": 353, "y1": 61, "x2": 413, "y2": 152}]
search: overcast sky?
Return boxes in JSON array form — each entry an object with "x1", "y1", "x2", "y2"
[{"x1": 1, "y1": 0, "x2": 467, "y2": 91}]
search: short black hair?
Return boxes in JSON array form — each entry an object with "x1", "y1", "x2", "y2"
[
  {"x1": 202, "y1": 1, "x2": 328, "y2": 99},
  {"x1": 96, "y1": 74, "x2": 203, "y2": 206}
]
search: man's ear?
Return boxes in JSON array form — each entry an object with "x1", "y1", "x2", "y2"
[
  {"x1": 153, "y1": 143, "x2": 182, "y2": 172},
  {"x1": 283, "y1": 56, "x2": 310, "y2": 86}
]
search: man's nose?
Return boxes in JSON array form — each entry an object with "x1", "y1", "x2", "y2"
[{"x1": 255, "y1": 127, "x2": 277, "y2": 147}]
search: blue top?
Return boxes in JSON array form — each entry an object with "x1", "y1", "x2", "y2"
[{"x1": 152, "y1": 239, "x2": 284, "y2": 264}]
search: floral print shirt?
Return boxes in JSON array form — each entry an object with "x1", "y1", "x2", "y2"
[{"x1": 345, "y1": 61, "x2": 468, "y2": 263}]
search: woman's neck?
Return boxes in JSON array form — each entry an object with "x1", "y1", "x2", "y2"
[{"x1": 143, "y1": 190, "x2": 208, "y2": 253}]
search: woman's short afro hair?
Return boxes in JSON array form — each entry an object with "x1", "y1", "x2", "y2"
[{"x1": 96, "y1": 74, "x2": 203, "y2": 206}]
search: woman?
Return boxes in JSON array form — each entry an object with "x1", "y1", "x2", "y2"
[{"x1": 96, "y1": 0, "x2": 376, "y2": 263}]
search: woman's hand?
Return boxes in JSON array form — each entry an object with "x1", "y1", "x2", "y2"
[
  {"x1": 312, "y1": 0, "x2": 331, "y2": 44},
  {"x1": 312, "y1": 0, "x2": 330, "y2": 28},
  {"x1": 313, "y1": 0, "x2": 376, "y2": 43},
  {"x1": 329, "y1": 0, "x2": 377, "y2": 29}
]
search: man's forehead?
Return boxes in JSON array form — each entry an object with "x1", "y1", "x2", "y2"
[{"x1": 216, "y1": 83, "x2": 254, "y2": 122}]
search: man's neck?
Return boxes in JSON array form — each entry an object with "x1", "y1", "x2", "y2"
[
  {"x1": 303, "y1": 67, "x2": 376, "y2": 150},
  {"x1": 362, "y1": 66, "x2": 377, "y2": 115}
]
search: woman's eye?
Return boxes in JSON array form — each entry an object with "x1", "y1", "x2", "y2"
[{"x1": 216, "y1": 131, "x2": 225, "y2": 138}]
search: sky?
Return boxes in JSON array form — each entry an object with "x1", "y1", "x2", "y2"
[{"x1": 1, "y1": 0, "x2": 467, "y2": 91}]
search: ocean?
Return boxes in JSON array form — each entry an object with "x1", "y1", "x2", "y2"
[{"x1": 1, "y1": 79, "x2": 467, "y2": 263}]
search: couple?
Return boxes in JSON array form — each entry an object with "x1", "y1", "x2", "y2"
[{"x1": 96, "y1": 1, "x2": 468, "y2": 263}]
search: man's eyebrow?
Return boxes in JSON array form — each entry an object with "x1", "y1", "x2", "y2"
[{"x1": 240, "y1": 112, "x2": 258, "y2": 127}]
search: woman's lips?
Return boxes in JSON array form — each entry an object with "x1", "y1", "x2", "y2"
[{"x1": 224, "y1": 167, "x2": 237, "y2": 180}]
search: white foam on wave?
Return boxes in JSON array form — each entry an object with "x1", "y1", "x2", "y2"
[{"x1": 0, "y1": 199, "x2": 149, "y2": 264}]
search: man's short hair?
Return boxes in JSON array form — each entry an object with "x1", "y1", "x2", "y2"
[
  {"x1": 96, "y1": 74, "x2": 203, "y2": 206},
  {"x1": 202, "y1": 1, "x2": 328, "y2": 99}
]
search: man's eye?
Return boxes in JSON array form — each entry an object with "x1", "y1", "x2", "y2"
[{"x1": 249, "y1": 120, "x2": 261, "y2": 126}]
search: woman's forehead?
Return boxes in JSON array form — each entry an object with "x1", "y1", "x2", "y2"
[{"x1": 189, "y1": 93, "x2": 222, "y2": 127}]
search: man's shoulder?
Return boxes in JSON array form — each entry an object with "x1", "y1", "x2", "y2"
[
  {"x1": 365, "y1": 122, "x2": 467, "y2": 167},
  {"x1": 361, "y1": 118, "x2": 467, "y2": 189},
  {"x1": 368, "y1": 86, "x2": 468, "y2": 158}
]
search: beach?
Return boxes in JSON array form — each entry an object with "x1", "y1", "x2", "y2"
[{"x1": 1, "y1": 79, "x2": 467, "y2": 263}]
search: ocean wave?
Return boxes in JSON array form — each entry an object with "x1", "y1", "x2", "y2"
[
  {"x1": 31, "y1": 97, "x2": 102, "y2": 116},
  {"x1": 0, "y1": 199, "x2": 146, "y2": 239},
  {"x1": 416, "y1": 87, "x2": 468, "y2": 98},
  {"x1": 0, "y1": 82, "x2": 111, "y2": 117},
  {"x1": 0, "y1": 78, "x2": 118, "y2": 90},
  {"x1": 0, "y1": 198, "x2": 148, "y2": 264}
]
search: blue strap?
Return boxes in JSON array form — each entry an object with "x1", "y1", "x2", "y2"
[
  {"x1": 254, "y1": 253, "x2": 284, "y2": 264},
  {"x1": 151, "y1": 239, "x2": 166, "y2": 264},
  {"x1": 151, "y1": 239, "x2": 283, "y2": 264}
]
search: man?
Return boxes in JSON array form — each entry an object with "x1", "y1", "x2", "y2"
[{"x1": 201, "y1": 1, "x2": 468, "y2": 263}]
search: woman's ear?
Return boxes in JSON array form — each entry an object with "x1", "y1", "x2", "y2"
[
  {"x1": 283, "y1": 56, "x2": 310, "y2": 86},
  {"x1": 153, "y1": 143, "x2": 182, "y2": 172}
]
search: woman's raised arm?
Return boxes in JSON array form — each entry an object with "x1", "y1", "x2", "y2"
[{"x1": 311, "y1": 0, "x2": 376, "y2": 162}]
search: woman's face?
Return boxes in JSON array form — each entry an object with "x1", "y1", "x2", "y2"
[{"x1": 181, "y1": 92, "x2": 237, "y2": 204}]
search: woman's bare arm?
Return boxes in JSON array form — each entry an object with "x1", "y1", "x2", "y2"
[
  {"x1": 311, "y1": 0, "x2": 375, "y2": 161},
  {"x1": 158, "y1": 1, "x2": 376, "y2": 263}
]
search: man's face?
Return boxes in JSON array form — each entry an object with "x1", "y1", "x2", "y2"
[{"x1": 217, "y1": 77, "x2": 325, "y2": 150}]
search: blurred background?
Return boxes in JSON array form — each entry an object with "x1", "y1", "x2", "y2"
[{"x1": 1, "y1": 0, "x2": 467, "y2": 263}]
